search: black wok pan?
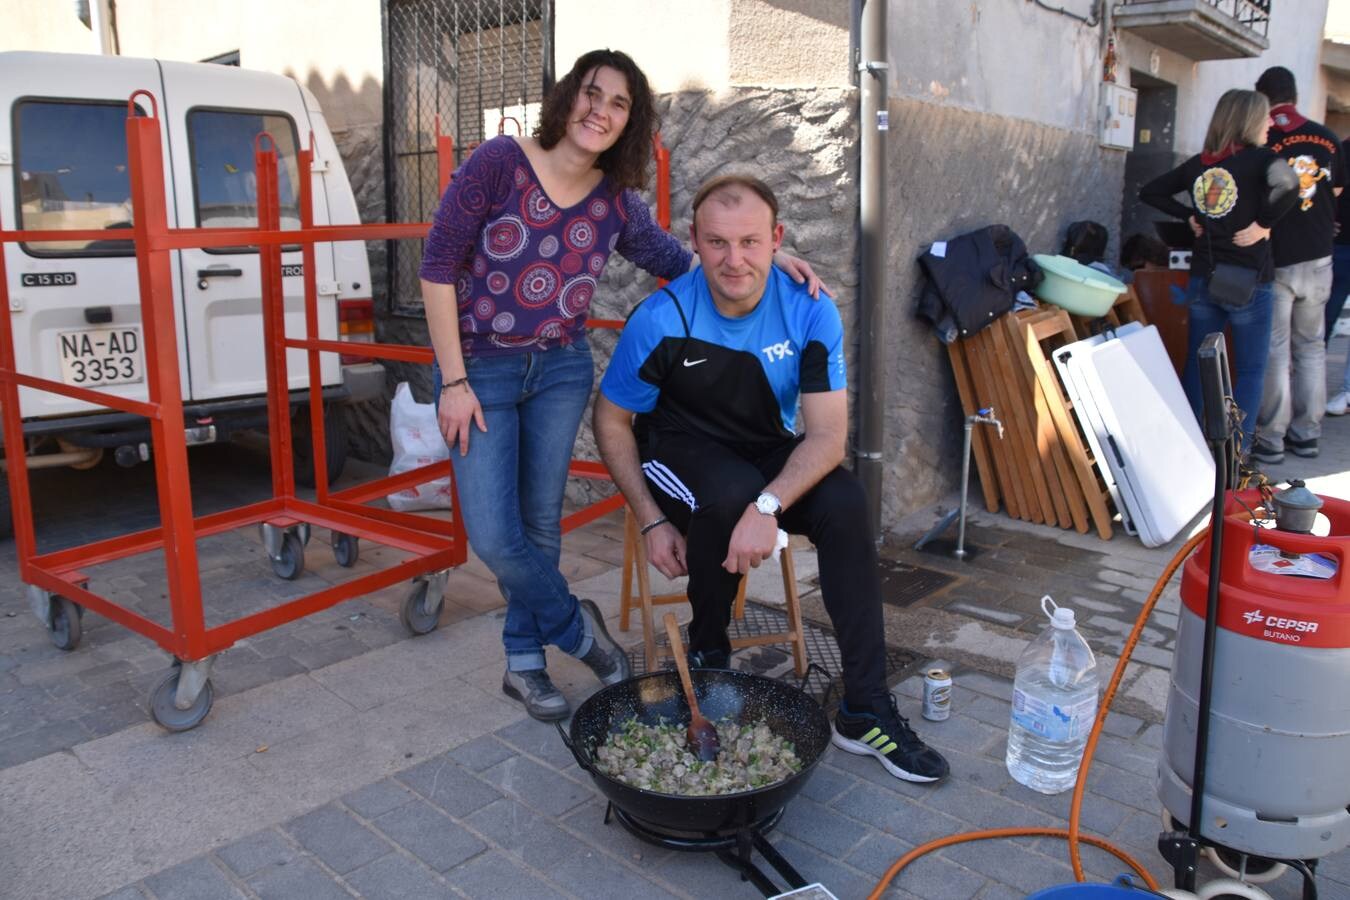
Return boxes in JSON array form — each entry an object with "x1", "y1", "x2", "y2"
[{"x1": 557, "y1": 669, "x2": 831, "y2": 833}]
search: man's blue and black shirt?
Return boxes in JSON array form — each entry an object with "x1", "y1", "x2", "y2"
[{"x1": 600, "y1": 266, "x2": 846, "y2": 454}]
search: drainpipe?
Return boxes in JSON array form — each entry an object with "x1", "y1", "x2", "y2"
[{"x1": 856, "y1": 0, "x2": 888, "y2": 540}]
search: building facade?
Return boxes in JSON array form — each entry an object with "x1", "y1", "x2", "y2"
[{"x1": 6, "y1": 0, "x2": 1339, "y2": 529}]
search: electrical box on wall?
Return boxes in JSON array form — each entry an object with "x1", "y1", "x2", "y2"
[{"x1": 1101, "y1": 82, "x2": 1137, "y2": 151}]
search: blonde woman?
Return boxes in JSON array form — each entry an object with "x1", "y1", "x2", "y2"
[{"x1": 1141, "y1": 88, "x2": 1298, "y2": 452}]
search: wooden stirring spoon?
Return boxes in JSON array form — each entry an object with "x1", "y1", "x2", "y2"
[{"x1": 663, "y1": 613, "x2": 721, "y2": 761}]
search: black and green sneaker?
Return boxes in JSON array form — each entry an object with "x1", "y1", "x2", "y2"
[{"x1": 831, "y1": 694, "x2": 949, "y2": 783}]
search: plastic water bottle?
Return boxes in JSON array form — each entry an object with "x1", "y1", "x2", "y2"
[{"x1": 1005, "y1": 596, "x2": 1099, "y2": 794}]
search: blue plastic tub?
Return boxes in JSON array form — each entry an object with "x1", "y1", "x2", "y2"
[{"x1": 1025, "y1": 883, "x2": 1152, "y2": 898}]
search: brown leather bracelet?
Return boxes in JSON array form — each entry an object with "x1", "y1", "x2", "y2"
[{"x1": 440, "y1": 376, "x2": 469, "y2": 392}]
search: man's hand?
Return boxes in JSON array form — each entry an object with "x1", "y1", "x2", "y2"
[
  {"x1": 1232, "y1": 222, "x2": 1271, "y2": 247},
  {"x1": 773, "y1": 250, "x2": 827, "y2": 299},
  {"x1": 646, "y1": 523, "x2": 688, "y2": 579},
  {"x1": 723, "y1": 505, "x2": 779, "y2": 574},
  {"x1": 437, "y1": 384, "x2": 487, "y2": 456},
  {"x1": 1188, "y1": 215, "x2": 1204, "y2": 238}
]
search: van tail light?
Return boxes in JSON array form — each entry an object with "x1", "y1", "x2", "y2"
[{"x1": 338, "y1": 298, "x2": 375, "y2": 365}]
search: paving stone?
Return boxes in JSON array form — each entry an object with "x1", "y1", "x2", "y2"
[
  {"x1": 1090, "y1": 733, "x2": 1160, "y2": 779},
  {"x1": 923, "y1": 778, "x2": 1056, "y2": 831},
  {"x1": 371, "y1": 799, "x2": 486, "y2": 872},
  {"x1": 921, "y1": 713, "x2": 1004, "y2": 756},
  {"x1": 395, "y1": 753, "x2": 502, "y2": 817},
  {"x1": 977, "y1": 882, "x2": 1028, "y2": 899},
  {"x1": 248, "y1": 857, "x2": 354, "y2": 900},
  {"x1": 143, "y1": 857, "x2": 248, "y2": 900},
  {"x1": 831, "y1": 782, "x2": 966, "y2": 847},
  {"x1": 997, "y1": 779, "x2": 1134, "y2": 837},
  {"x1": 442, "y1": 850, "x2": 569, "y2": 900},
  {"x1": 778, "y1": 796, "x2": 870, "y2": 857},
  {"x1": 940, "y1": 837, "x2": 1076, "y2": 894},
  {"x1": 479, "y1": 754, "x2": 592, "y2": 818},
  {"x1": 493, "y1": 716, "x2": 580, "y2": 771},
  {"x1": 948, "y1": 602, "x2": 1025, "y2": 626},
  {"x1": 955, "y1": 671, "x2": 1014, "y2": 702},
  {"x1": 215, "y1": 829, "x2": 299, "y2": 878},
  {"x1": 209, "y1": 656, "x2": 307, "y2": 697},
  {"x1": 97, "y1": 888, "x2": 151, "y2": 900},
  {"x1": 342, "y1": 778, "x2": 416, "y2": 820},
  {"x1": 1082, "y1": 761, "x2": 1157, "y2": 814},
  {"x1": 0, "y1": 718, "x2": 92, "y2": 768},
  {"x1": 344, "y1": 851, "x2": 459, "y2": 900},
  {"x1": 770, "y1": 835, "x2": 876, "y2": 899},
  {"x1": 448, "y1": 735, "x2": 517, "y2": 772},
  {"x1": 559, "y1": 798, "x2": 677, "y2": 868},
  {"x1": 846, "y1": 833, "x2": 986, "y2": 900},
  {"x1": 799, "y1": 763, "x2": 857, "y2": 804},
  {"x1": 283, "y1": 803, "x2": 392, "y2": 875},
  {"x1": 648, "y1": 839, "x2": 770, "y2": 899},
  {"x1": 1101, "y1": 710, "x2": 1146, "y2": 739},
  {"x1": 939, "y1": 746, "x2": 1012, "y2": 793}
]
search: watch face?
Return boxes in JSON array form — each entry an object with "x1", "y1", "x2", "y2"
[{"x1": 756, "y1": 494, "x2": 779, "y2": 515}]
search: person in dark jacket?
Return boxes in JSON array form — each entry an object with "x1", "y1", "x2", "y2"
[
  {"x1": 1249, "y1": 67, "x2": 1346, "y2": 462},
  {"x1": 1141, "y1": 88, "x2": 1298, "y2": 452}
]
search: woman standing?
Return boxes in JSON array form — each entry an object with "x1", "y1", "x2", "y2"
[
  {"x1": 419, "y1": 49, "x2": 820, "y2": 721},
  {"x1": 1141, "y1": 88, "x2": 1298, "y2": 452}
]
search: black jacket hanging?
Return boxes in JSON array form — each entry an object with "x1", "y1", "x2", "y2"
[{"x1": 916, "y1": 224, "x2": 1042, "y2": 342}]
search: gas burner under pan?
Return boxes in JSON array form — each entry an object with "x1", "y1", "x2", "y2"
[{"x1": 604, "y1": 803, "x2": 808, "y2": 897}]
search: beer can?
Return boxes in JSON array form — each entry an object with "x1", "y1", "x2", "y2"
[{"x1": 922, "y1": 668, "x2": 952, "y2": 721}]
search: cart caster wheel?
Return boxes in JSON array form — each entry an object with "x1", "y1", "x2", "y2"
[
  {"x1": 271, "y1": 532, "x2": 305, "y2": 581},
  {"x1": 149, "y1": 670, "x2": 214, "y2": 732},
  {"x1": 332, "y1": 531, "x2": 359, "y2": 568},
  {"x1": 49, "y1": 596, "x2": 83, "y2": 651},
  {"x1": 400, "y1": 581, "x2": 444, "y2": 635},
  {"x1": 1203, "y1": 845, "x2": 1287, "y2": 885}
]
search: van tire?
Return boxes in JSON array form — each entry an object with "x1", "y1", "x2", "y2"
[{"x1": 293, "y1": 402, "x2": 348, "y2": 488}]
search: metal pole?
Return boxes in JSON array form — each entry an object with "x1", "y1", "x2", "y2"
[
  {"x1": 954, "y1": 420, "x2": 973, "y2": 559},
  {"x1": 855, "y1": 0, "x2": 889, "y2": 540}
]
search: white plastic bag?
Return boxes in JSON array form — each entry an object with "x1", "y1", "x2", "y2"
[{"x1": 387, "y1": 382, "x2": 453, "y2": 511}]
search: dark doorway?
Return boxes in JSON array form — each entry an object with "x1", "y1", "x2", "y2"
[
  {"x1": 1120, "y1": 70, "x2": 1179, "y2": 256},
  {"x1": 381, "y1": 0, "x2": 552, "y2": 315}
]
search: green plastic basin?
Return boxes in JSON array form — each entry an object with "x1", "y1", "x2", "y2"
[{"x1": 1032, "y1": 254, "x2": 1126, "y2": 317}]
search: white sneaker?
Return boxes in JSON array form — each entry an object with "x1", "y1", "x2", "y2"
[{"x1": 1327, "y1": 392, "x2": 1350, "y2": 416}]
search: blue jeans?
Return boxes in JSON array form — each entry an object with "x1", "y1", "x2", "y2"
[
  {"x1": 433, "y1": 342, "x2": 595, "y2": 672},
  {"x1": 1181, "y1": 274, "x2": 1274, "y2": 452}
]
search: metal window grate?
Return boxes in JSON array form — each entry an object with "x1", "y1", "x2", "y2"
[
  {"x1": 1118, "y1": 0, "x2": 1272, "y2": 36},
  {"x1": 382, "y1": 0, "x2": 551, "y2": 316}
]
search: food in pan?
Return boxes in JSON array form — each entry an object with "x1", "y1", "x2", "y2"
[{"x1": 594, "y1": 718, "x2": 801, "y2": 795}]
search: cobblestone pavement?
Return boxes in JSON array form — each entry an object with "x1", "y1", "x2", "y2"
[
  {"x1": 8, "y1": 339, "x2": 1350, "y2": 899},
  {"x1": 91, "y1": 671, "x2": 1350, "y2": 900}
]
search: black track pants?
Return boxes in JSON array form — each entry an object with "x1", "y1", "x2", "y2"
[{"x1": 639, "y1": 430, "x2": 887, "y2": 708}]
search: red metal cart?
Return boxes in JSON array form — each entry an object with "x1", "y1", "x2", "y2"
[{"x1": 0, "y1": 97, "x2": 669, "y2": 732}]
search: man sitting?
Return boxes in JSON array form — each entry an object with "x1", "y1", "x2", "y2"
[{"x1": 593, "y1": 175, "x2": 949, "y2": 784}]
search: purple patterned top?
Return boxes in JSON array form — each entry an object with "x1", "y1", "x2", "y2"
[{"x1": 419, "y1": 136, "x2": 692, "y2": 356}]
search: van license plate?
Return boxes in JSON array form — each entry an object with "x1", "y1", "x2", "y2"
[{"x1": 58, "y1": 327, "x2": 144, "y2": 387}]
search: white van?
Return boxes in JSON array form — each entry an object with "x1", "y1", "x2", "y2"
[{"x1": 0, "y1": 51, "x2": 383, "y2": 532}]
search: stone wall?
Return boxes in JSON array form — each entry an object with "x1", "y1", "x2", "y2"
[
  {"x1": 347, "y1": 87, "x2": 1125, "y2": 529},
  {"x1": 881, "y1": 95, "x2": 1126, "y2": 521}
]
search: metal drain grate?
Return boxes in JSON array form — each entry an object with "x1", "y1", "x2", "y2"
[
  {"x1": 625, "y1": 602, "x2": 916, "y2": 713},
  {"x1": 875, "y1": 559, "x2": 956, "y2": 609}
]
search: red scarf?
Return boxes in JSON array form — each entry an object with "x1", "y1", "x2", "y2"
[
  {"x1": 1200, "y1": 143, "x2": 1246, "y2": 165},
  {"x1": 1269, "y1": 103, "x2": 1307, "y2": 133}
]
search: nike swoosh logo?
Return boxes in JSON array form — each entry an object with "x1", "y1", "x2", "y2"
[{"x1": 682, "y1": 359, "x2": 707, "y2": 367}]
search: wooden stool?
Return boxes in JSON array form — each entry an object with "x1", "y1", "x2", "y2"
[{"x1": 618, "y1": 506, "x2": 807, "y2": 676}]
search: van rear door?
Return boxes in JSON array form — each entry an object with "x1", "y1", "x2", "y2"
[
  {"x1": 0, "y1": 52, "x2": 185, "y2": 419},
  {"x1": 158, "y1": 61, "x2": 339, "y2": 402}
]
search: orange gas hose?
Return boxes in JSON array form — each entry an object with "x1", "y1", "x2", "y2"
[{"x1": 866, "y1": 528, "x2": 1208, "y2": 899}]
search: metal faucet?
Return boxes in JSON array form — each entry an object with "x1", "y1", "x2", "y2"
[{"x1": 914, "y1": 407, "x2": 1005, "y2": 560}]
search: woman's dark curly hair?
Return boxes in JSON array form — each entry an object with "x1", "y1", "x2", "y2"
[{"x1": 534, "y1": 49, "x2": 657, "y2": 193}]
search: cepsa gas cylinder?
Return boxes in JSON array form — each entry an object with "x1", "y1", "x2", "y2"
[{"x1": 1158, "y1": 490, "x2": 1350, "y2": 862}]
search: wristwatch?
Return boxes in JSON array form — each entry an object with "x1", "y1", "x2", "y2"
[{"x1": 754, "y1": 491, "x2": 782, "y2": 518}]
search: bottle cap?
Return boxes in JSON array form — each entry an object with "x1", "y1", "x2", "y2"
[{"x1": 1041, "y1": 595, "x2": 1076, "y2": 629}]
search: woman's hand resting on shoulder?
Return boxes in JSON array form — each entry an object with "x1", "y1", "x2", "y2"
[{"x1": 774, "y1": 250, "x2": 828, "y2": 299}]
